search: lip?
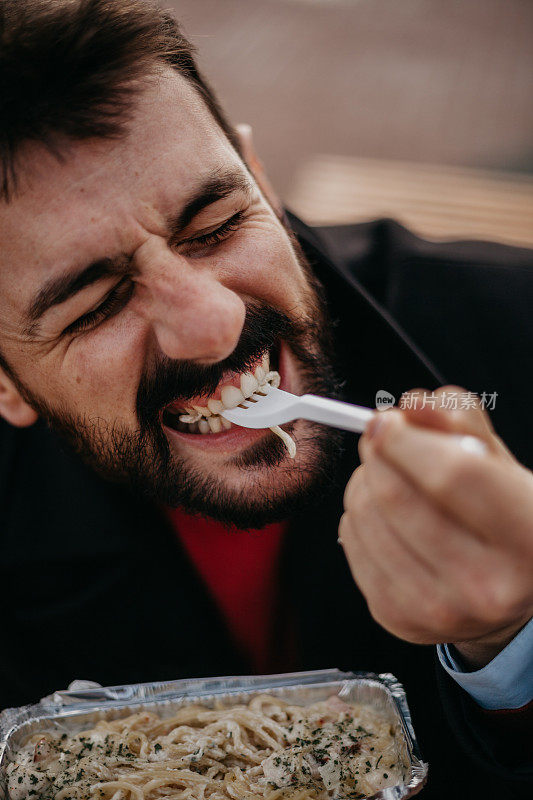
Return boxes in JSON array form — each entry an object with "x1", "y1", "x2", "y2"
[
  {"x1": 163, "y1": 418, "x2": 270, "y2": 453},
  {"x1": 162, "y1": 340, "x2": 297, "y2": 453}
]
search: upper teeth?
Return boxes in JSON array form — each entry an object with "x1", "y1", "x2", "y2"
[
  {"x1": 177, "y1": 353, "x2": 275, "y2": 422},
  {"x1": 178, "y1": 411, "x2": 202, "y2": 424},
  {"x1": 240, "y1": 371, "x2": 258, "y2": 398},
  {"x1": 263, "y1": 371, "x2": 280, "y2": 388},
  {"x1": 193, "y1": 404, "x2": 211, "y2": 417},
  {"x1": 220, "y1": 385, "x2": 246, "y2": 409},
  {"x1": 207, "y1": 398, "x2": 224, "y2": 415},
  {"x1": 170, "y1": 352, "x2": 296, "y2": 459}
]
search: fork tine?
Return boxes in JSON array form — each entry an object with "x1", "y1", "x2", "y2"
[{"x1": 220, "y1": 386, "x2": 301, "y2": 428}]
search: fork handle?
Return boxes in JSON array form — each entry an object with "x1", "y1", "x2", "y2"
[
  {"x1": 299, "y1": 394, "x2": 375, "y2": 433},
  {"x1": 299, "y1": 394, "x2": 376, "y2": 433}
]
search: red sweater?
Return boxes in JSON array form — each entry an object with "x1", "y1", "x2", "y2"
[{"x1": 166, "y1": 508, "x2": 287, "y2": 673}]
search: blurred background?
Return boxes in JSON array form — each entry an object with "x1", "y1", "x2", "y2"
[{"x1": 167, "y1": 0, "x2": 533, "y2": 247}]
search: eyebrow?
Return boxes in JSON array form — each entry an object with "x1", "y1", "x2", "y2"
[
  {"x1": 24, "y1": 168, "x2": 253, "y2": 337},
  {"x1": 167, "y1": 168, "x2": 253, "y2": 233}
]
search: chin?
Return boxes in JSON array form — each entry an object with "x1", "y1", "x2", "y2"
[{"x1": 161, "y1": 417, "x2": 343, "y2": 529}]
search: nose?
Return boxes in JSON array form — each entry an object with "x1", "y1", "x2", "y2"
[{"x1": 134, "y1": 246, "x2": 246, "y2": 363}]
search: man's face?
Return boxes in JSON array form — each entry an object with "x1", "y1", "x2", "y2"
[{"x1": 0, "y1": 71, "x2": 342, "y2": 526}]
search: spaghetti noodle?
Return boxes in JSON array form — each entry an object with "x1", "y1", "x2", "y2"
[{"x1": 7, "y1": 695, "x2": 408, "y2": 799}]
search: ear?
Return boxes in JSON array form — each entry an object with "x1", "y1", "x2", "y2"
[
  {"x1": 236, "y1": 123, "x2": 285, "y2": 220},
  {"x1": 0, "y1": 367, "x2": 38, "y2": 427}
]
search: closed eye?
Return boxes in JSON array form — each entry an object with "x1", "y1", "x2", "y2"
[
  {"x1": 62, "y1": 277, "x2": 134, "y2": 336},
  {"x1": 181, "y1": 211, "x2": 244, "y2": 251}
]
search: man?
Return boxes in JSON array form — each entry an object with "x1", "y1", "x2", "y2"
[{"x1": 0, "y1": 1, "x2": 531, "y2": 797}]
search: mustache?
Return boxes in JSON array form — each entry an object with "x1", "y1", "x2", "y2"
[{"x1": 136, "y1": 302, "x2": 301, "y2": 429}]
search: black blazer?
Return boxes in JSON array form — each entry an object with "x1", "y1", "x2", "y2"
[{"x1": 1, "y1": 215, "x2": 531, "y2": 798}]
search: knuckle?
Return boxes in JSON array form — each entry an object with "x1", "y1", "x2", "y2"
[
  {"x1": 368, "y1": 592, "x2": 451, "y2": 644},
  {"x1": 467, "y1": 575, "x2": 518, "y2": 626},
  {"x1": 349, "y1": 493, "x2": 373, "y2": 531},
  {"x1": 457, "y1": 572, "x2": 492, "y2": 618},
  {"x1": 421, "y1": 596, "x2": 459, "y2": 634},
  {"x1": 343, "y1": 465, "x2": 365, "y2": 510},
  {"x1": 428, "y1": 455, "x2": 476, "y2": 503},
  {"x1": 490, "y1": 581, "x2": 523, "y2": 624},
  {"x1": 376, "y1": 475, "x2": 411, "y2": 510},
  {"x1": 370, "y1": 602, "x2": 432, "y2": 644},
  {"x1": 398, "y1": 628, "x2": 439, "y2": 645},
  {"x1": 338, "y1": 512, "x2": 351, "y2": 540},
  {"x1": 339, "y1": 507, "x2": 364, "y2": 542},
  {"x1": 367, "y1": 595, "x2": 401, "y2": 633}
]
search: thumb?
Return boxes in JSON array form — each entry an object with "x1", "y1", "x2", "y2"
[{"x1": 399, "y1": 385, "x2": 514, "y2": 462}]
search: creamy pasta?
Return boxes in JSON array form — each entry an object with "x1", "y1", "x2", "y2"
[{"x1": 7, "y1": 695, "x2": 409, "y2": 800}]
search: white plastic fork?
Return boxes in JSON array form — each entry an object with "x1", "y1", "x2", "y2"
[{"x1": 220, "y1": 384, "x2": 375, "y2": 433}]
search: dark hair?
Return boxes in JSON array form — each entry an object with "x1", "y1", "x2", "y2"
[{"x1": 0, "y1": 0, "x2": 240, "y2": 201}]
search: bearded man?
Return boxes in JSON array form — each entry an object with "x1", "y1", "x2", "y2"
[{"x1": 0, "y1": 1, "x2": 531, "y2": 798}]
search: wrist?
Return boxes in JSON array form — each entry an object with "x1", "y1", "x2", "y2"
[{"x1": 452, "y1": 616, "x2": 532, "y2": 670}]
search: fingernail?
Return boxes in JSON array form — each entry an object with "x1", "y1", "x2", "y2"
[{"x1": 452, "y1": 434, "x2": 487, "y2": 456}]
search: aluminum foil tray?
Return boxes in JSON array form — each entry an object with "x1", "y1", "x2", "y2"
[{"x1": 0, "y1": 669, "x2": 428, "y2": 799}]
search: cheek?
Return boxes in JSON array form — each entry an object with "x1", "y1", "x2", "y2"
[
  {"x1": 61, "y1": 313, "x2": 147, "y2": 423},
  {"x1": 220, "y1": 221, "x2": 309, "y2": 309}
]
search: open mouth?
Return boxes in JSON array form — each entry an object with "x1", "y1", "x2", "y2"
[
  {"x1": 160, "y1": 345, "x2": 296, "y2": 458},
  {"x1": 161, "y1": 349, "x2": 279, "y2": 435}
]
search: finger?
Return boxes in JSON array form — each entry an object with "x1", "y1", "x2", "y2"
[
  {"x1": 339, "y1": 507, "x2": 424, "y2": 642},
  {"x1": 339, "y1": 509, "x2": 417, "y2": 638},
  {"x1": 341, "y1": 475, "x2": 462, "y2": 642},
  {"x1": 363, "y1": 445, "x2": 489, "y2": 570},
  {"x1": 342, "y1": 473, "x2": 533, "y2": 642},
  {"x1": 363, "y1": 410, "x2": 533, "y2": 548},
  {"x1": 342, "y1": 474, "x2": 430, "y2": 598},
  {"x1": 359, "y1": 448, "x2": 529, "y2": 627},
  {"x1": 399, "y1": 385, "x2": 512, "y2": 461}
]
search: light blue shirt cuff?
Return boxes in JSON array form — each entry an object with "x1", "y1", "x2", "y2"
[{"x1": 437, "y1": 616, "x2": 533, "y2": 710}]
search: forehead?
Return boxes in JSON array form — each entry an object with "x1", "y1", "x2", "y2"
[{"x1": 0, "y1": 71, "x2": 239, "y2": 300}]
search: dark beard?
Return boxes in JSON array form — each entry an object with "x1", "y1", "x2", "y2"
[{"x1": 17, "y1": 245, "x2": 346, "y2": 527}]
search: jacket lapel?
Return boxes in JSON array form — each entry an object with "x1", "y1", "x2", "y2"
[
  {"x1": 290, "y1": 212, "x2": 445, "y2": 405},
  {"x1": 285, "y1": 214, "x2": 447, "y2": 676}
]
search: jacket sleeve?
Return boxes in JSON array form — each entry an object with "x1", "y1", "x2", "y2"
[
  {"x1": 435, "y1": 658, "x2": 533, "y2": 789},
  {"x1": 436, "y1": 619, "x2": 533, "y2": 710}
]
